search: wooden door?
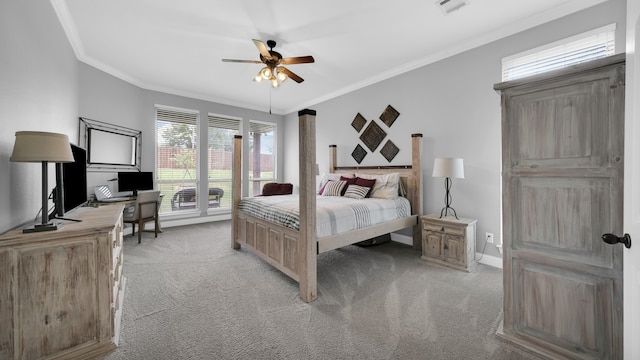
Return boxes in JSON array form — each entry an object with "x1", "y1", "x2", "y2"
[{"x1": 496, "y1": 54, "x2": 625, "y2": 359}]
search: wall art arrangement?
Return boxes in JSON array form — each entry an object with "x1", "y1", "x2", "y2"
[{"x1": 349, "y1": 105, "x2": 401, "y2": 164}]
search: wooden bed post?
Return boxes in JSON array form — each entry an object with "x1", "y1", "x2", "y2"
[
  {"x1": 298, "y1": 109, "x2": 317, "y2": 302},
  {"x1": 231, "y1": 135, "x2": 242, "y2": 250},
  {"x1": 328, "y1": 144, "x2": 337, "y2": 173},
  {"x1": 411, "y1": 133, "x2": 423, "y2": 250}
]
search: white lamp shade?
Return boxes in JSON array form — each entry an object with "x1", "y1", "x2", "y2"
[
  {"x1": 10, "y1": 131, "x2": 74, "y2": 163},
  {"x1": 432, "y1": 157, "x2": 464, "y2": 179}
]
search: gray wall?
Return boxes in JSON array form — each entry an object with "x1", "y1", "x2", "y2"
[
  {"x1": 0, "y1": 1, "x2": 79, "y2": 233},
  {"x1": 78, "y1": 63, "x2": 286, "y2": 218},
  {"x1": 283, "y1": 0, "x2": 627, "y2": 260}
]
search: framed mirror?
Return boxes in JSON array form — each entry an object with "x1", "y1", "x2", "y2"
[{"x1": 79, "y1": 117, "x2": 142, "y2": 171}]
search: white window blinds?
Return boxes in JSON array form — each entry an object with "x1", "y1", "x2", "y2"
[
  {"x1": 156, "y1": 107, "x2": 198, "y2": 125},
  {"x1": 208, "y1": 115, "x2": 241, "y2": 131},
  {"x1": 502, "y1": 24, "x2": 615, "y2": 82}
]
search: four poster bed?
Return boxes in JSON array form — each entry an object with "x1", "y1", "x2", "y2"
[{"x1": 231, "y1": 109, "x2": 423, "y2": 302}]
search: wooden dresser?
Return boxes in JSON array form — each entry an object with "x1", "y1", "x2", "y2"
[
  {"x1": 0, "y1": 205, "x2": 125, "y2": 360},
  {"x1": 421, "y1": 214, "x2": 477, "y2": 272}
]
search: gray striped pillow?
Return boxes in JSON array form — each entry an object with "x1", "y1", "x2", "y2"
[
  {"x1": 343, "y1": 184, "x2": 369, "y2": 199},
  {"x1": 321, "y1": 180, "x2": 347, "y2": 196}
]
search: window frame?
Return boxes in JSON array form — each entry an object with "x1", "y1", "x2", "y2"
[
  {"x1": 155, "y1": 105, "x2": 200, "y2": 214},
  {"x1": 207, "y1": 113, "x2": 242, "y2": 210},
  {"x1": 248, "y1": 120, "x2": 277, "y2": 197}
]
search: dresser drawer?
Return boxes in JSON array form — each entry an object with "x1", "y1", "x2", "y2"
[{"x1": 423, "y1": 222, "x2": 465, "y2": 236}]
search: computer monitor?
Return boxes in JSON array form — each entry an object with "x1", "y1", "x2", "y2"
[
  {"x1": 117, "y1": 171, "x2": 154, "y2": 196},
  {"x1": 52, "y1": 144, "x2": 88, "y2": 218}
]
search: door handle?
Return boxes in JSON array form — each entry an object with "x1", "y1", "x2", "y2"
[{"x1": 601, "y1": 233, "x2": 631, "y2": 249}]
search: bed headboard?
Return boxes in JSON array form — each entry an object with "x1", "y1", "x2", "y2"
[{"x1": 328, "y1": 133, "x2": 423, "y2": 217}]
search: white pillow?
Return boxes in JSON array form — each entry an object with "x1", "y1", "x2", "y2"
[
  {"x1": 343, "y1": 184, "x2": 369, "y2": 199},
  {"x1": 355, "y1": 173, "x2": 399, "y2": 199},
  {"x1": 321, "y1": 180, "x2": 347, "y2": 196}
]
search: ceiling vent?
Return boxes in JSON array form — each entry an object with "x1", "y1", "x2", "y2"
[{"x1": 435, "y1": 0, "x2": 469, "y2": 15}]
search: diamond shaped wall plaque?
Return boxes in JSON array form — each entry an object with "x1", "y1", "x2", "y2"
[
  {"x1": 359, "y1": 120, "x2": 387, "y2": 152},
  {"x1": 379, "y1": 105, "x2": 400, "y2": 127},
  {"x1": 351, "y1": 144, "x2": 367, "y2": 164},
  {"x1": 380, "y1": 140, "x2": 400, "y2": 163},
  {"x1": 351, "y1": 113, "x2": 367, "y2": 133}
]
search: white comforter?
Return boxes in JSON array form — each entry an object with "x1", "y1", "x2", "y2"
[{"x1": 238, "y1": 195, "x2": 411, "y2": 237}]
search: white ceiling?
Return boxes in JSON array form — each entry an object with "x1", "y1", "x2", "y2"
[{"x1": 52, "y1": 0, "x2": 606, "y2": 115}]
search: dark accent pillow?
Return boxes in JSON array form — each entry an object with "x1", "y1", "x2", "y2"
[
  {"x1": 261, "y1": 183, "x2": 293, "y2": 196},
  {"x1": 354, "y1": 177, "x2": 376, "y2": 197},
  {"x1": 339, "y1": 176, "x2": 357, "y2": 195}
]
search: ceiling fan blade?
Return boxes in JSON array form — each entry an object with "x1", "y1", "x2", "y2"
[
  {"x1": 280, "y1": 67, "x2": 304, "y2": 83},
  {"x1": 222, "y1": 59, "x2": 262, "y2": 64},
  {"x1": 253, "y1": 39, "x2": 273, "y2": 61},
  {"x1": 281, "y1": 56, "x2": 315, "y2": 65}
]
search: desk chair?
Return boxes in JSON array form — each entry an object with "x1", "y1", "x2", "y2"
[{"x1": 123, "y1": 190, "x2": 161, "y2": 243}]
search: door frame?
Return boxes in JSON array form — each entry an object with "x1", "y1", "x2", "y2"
[{"x1": 623, "y1": 3, "x2": 640, "y2": 359}]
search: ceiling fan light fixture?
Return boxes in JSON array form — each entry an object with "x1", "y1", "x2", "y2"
[
  {"x1": 260, "y1": 67, "x2": 271, "y2": 79},
  {"x1": 276, "y1": 67, "x2": 288, "y2": 82},
  {"x1": 223, "y1": 39, "x2": 313, "y2": 87},
  {"x1": 253, "y1": 71, "x2": 263, "y2": 83}
]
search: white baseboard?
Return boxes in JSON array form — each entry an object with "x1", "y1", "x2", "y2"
[
  {"x1": 161, "y1": 212, "x2": 231, "y2": 228},
  {"x1": 476, "y1": 253, "x2": 502, "y2": 269}
]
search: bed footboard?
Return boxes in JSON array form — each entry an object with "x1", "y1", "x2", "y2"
[{"x1": 235, "y1": 210, "x2": 302, "y2": 282}]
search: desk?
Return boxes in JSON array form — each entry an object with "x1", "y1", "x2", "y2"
[{"x1": 92, "y1": 194, "x2": 164, "y2": 233}]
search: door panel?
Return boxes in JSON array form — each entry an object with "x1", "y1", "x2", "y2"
[
  {"x1": 445, "y1": 235, "x2": 465, "y2": 266},
  {"x1": 515, "y1": 177, "x2": 614, "y2": 268},
  {"x1": 514, "y1": 259, "x2": 612, "y2": 356}
]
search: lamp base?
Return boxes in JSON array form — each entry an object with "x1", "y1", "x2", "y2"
[
  {"x1": 439, "y1": 206, "x2": 459, "y2": 220},
  {"x1": 23, "y1": 221, "x2": 64, "y2": 233}
]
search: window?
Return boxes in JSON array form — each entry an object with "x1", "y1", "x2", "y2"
[
  {"x1": 155, "y1": 106, "x2": 199, "y2": 213},
  {"x1": 208, "y1": 115, "x2": 241, "y2": 209},
  {"x1": 248, "y1": 121, "x2": 276, "y2": 196},
  {"x1": 502, "y1": 24, "x2": 615, "y2": 81}
]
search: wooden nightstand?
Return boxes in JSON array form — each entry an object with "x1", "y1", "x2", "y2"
[{"x1": 421, "y1": 214, "x2": 477, "y2": 272}]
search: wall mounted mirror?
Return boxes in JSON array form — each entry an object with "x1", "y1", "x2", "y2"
[{"x1": 79, "y1": 117, "x2": 142, "y2": 171}]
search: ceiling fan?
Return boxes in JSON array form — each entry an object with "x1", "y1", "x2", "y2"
[{"x1": 222, "y1": 39, "x2": 315, "y2": 88}]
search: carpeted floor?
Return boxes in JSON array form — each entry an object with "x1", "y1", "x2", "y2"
[{"x1": 105, "y1": 220, "x2": 543, "y2": 360}]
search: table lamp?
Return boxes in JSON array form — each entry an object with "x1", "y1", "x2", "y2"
[
  {"x1": 432, "y1": 157, "x2": 464, "y2": 219},
  {"x1": 11, "y1": 131, "x2": 75, "y2": 233}
]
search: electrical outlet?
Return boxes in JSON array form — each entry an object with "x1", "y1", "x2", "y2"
[{"x1": 486, "y1": 232, "x2": 494, "y2": 244}]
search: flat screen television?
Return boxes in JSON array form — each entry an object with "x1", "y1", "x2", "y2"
[
  {"x1": 51, "y1": 144, "x2": 88, "y2": 219},
  {"x1": 118, "y1": 171, "x2": 154, "y2": 196}
]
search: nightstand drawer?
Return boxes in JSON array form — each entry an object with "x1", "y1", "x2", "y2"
[{"x1": 423, "y1": 222, "x2": 465, "y2": 236}]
